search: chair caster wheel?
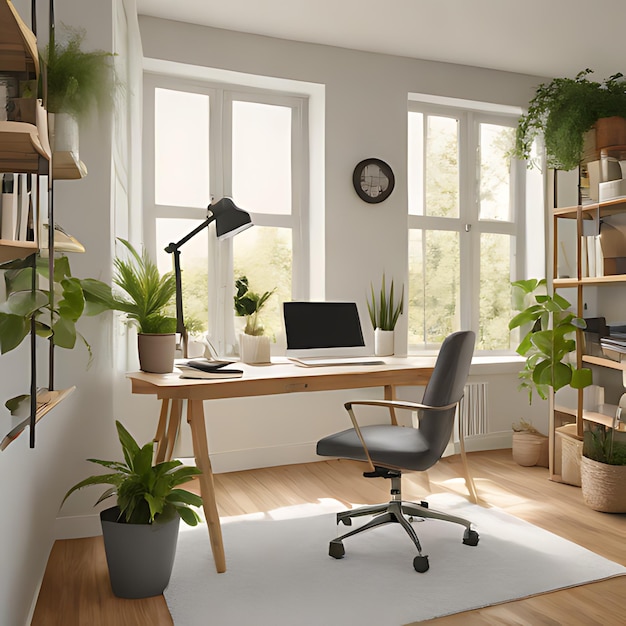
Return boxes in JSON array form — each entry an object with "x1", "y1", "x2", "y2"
[
  {"x1": 329, "y1": 540, "x2": 345, "y2": 559},
  {"x1": 463, "y1": 529, "x2": 479, "y2": 546},
  {"x1": 413, "y1": 555, "x2": 429, "y2": 572},
  {"x1": 337, "y1": 515, "x2": 352, "y2": 526},
  {"x1": 420, "y1": 500, "x2": 429, "y2": 508}
]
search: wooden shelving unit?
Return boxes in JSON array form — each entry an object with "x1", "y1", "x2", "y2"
[
  {"x1": 0, "y1": 1, "x2": 86, "y2": 449},
  {"x1": 550, "y1": 164, "x2": 626, "y2": 480}
]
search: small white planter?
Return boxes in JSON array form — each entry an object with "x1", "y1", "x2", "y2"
[
  {"x1": 239, "y1": 333, "x2": 271, "y2": 364},
  {"x1": 50, "y1": 112, "x2": 79, "y2": 156},
  {"x1": 374, "y1": 328, "x2": 394, "y2": 356}
]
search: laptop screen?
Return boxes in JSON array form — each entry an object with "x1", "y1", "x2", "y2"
[{"x1": 283, "y1": 302, "x2": 366, "y2": 354}]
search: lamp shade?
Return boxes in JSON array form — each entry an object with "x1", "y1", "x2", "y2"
[{"x1": 211, "y1": 197, "x2": 253, "y2": 240}]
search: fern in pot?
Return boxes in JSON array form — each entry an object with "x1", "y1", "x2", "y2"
[
  {"x1": 234, "y1": 275, "x2": 275, "y2": 364},
  {"x1": 366, "y1": 274, "x2": 404, "y2": 356},
  {"x1": 62, "y1": 420, "x2": 202, "y2": 598}
]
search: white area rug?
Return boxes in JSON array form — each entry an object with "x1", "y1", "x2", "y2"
[{"x1": 164, "y1": 494, "x2": 626, "y2": 626}]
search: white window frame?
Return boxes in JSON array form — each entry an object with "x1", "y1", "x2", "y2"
[
  {"x1": 408, "y1": 100, "x2": 527, "y2": 354},
  {"x1": 142, "y1": 72, "x2": 309, "y2": 352}
]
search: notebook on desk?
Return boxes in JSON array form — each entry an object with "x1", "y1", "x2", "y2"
[{"x1": 283, "y1": 301, "x2": 384, "y2": 366}]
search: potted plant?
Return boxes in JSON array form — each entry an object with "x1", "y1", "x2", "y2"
[
  {"x1": 62, "y1": 420, "x2": 203, "y2": 598},
  {"x1": 366, "y1": 274, "x2": 404, "y2": 356},
  {"x1": 233, "y1": 275, "x2": 275, "y2": 364},
  {"x1": 0, "y1": 253, "x2": 112, "y2": 413},
  {"x1": 41, "y1": 26, "x2": 115, "y2": 156},
  {"x1": 514, "y1": 68, "x2": 626, "y2": 171},
  {"x1": 581, "y1": 421, "x2": 626, "y2": 512},
  {"x1": 509, "y1": 278, "x2": 592, "y2": 404},
  {"x1": 106, "y1": 238, "x2": 177, "y2": 373},
  {"x1": 511, "y1": 418, "x2": 549, "y2": 467}
]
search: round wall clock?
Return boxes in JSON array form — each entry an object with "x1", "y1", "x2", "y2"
[{"x1": 353, "y1": 158, "x2": 395, "y2": 203}]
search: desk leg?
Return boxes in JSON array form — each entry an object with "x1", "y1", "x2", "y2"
[
  {"x1": 458, "y1": 411, "x2": 479, "y2": 504},
  {"x1": 187, "y1": 398, "x2": 226, "y2": 573}
]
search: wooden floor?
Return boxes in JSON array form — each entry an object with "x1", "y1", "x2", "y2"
[{"x1": 32, "y1": 450, "x2": 626, "y2": 626}]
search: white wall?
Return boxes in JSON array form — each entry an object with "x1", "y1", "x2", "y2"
[{"x1": 0, "y1": 6, "x2": 547, "y2": 624}]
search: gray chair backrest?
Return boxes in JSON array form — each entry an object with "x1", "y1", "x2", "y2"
[{"x1": 418, "y1": 330, "x2": 476, "y2": 466}]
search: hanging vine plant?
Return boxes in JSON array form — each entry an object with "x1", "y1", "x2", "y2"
[{"x1": 514, "y1": 69, "x2": 626, "y2": 170}]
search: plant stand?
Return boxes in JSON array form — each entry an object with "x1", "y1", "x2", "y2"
[{"x1": 100, "y1": 506, "x2": 180, "y2": 598}]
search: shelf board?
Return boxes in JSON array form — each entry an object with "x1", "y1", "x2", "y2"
[
  {"x1": 554, "y1": 274, "x2": 626, "y2": 287},
  {"x1": 554, "y1": 402, "x2": 625, "y2": 431},
  {"x1": 0, "y1": 121, "x2": 50, "y2": 172},
  {"x1": 52, "y1": 151, "x2": 87, "y2": 180},
  {"x1": 0, "y1": 387, "x2": 76, "y2": 451},
  {"x1": 0, "y1": 239, "x2": 37, "y2": 263},
  {"x1": 553, "y1": 197, "x2": 626, "y2": 219},
  {"x1": 583, "y1": 354, "x2": 626, "y2": 371}
]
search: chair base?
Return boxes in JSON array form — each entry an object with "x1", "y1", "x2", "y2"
[{"x1": 329, "y1": 475, "x2": 479, "y2": 572}]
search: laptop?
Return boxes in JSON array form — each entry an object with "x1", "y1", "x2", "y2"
[{"x1": 283, "y1": 301, "x2": 384, "y2": 366}]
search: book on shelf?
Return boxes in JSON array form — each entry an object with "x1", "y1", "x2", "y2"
[{"x1": 1, "y1": 173, "x2": 17, "y2": 240}]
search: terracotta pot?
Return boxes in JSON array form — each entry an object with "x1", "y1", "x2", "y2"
[
  {"x1": 137, "y1": 333, "x2": 176, "y2": 373},
  {"x1": 594, "y1": 116, "x2": 626, "y2": 151}
]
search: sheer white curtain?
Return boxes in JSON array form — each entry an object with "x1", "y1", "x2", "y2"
[{"x1": 111, "y1": 0, "x2": 144, "y2": 372}]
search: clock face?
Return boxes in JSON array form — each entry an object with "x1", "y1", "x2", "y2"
[{"x1": 353, "y1": 159, "x2": 395, "y2": 203}]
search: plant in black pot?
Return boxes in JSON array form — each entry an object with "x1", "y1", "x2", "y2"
[
  {"x1": 514, "y1": 69, "x2": 626, "y2": 171},
  {"x1": 62, "y1": 420, "x2": 203, "y2": 598}
]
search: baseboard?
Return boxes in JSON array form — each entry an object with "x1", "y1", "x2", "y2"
[
  {"x1": 54, "y1": 434, "x2": 513, "y2": 539},
  {"x1": 55, "y1": 513, "x2": 102, "y2": 540}
]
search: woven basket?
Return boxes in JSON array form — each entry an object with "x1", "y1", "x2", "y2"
[
  {"x1": 580, "y1": 456, "x2": 626, "y2": 513},
  {"x1": 512, "y1": 432, "x2": 549, "y2": 467}
]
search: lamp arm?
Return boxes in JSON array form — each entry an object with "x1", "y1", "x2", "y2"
[{"x1": 164, "y1": 213, "x2": 217, "y2": 358}]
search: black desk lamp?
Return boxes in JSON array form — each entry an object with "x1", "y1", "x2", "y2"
[{"x1": 164, "y1": 197, "x2": 253, "y2": 358}]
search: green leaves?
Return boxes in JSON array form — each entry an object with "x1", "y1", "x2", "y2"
[
  {"x1": 367, "y1": 274, "x2": 404, "y2": 331},
  {"x1": 234, "y1": 275, "x2": 276, "y2": 336},
  {"x1": 62, "y1": 420, "x2": 203, "y2": 526},
  {"x1": 110, "y1": 238, "x2": 177, "y2": 334},
  {"x1": 514, "y1": 69, "x2": 626, "y2": 170},
  {"x1": 510, "y1": 279, "x2": 592, "y2": 403}
]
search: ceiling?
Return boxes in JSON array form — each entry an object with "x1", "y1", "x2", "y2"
[{"x1": 135, "y1": 0, "x2": 626, "y2": 80}]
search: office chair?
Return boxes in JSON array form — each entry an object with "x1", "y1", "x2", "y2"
[{"x1": 316, "y1": 330, "x2": 477, "y2": 572}]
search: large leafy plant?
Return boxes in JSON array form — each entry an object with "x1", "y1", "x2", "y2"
[
  {"x1": 0, "y1": 254, "x2": 109, "y2": 357},
  {"x1": 514, "y1": 69, "x2": 626, "y2": 171},
  {"x1": 366, "y1": 274, "x2": 404, "y2": 331},
  {"x1": 233, "y1": 275, "x2": 275, "y2": 336},
  {"x1": 62, "y1": 420, "x2": 203, "y2": 525},
  {"x1": 509, "y1": 278, "x2": 592, "y2": 403}
]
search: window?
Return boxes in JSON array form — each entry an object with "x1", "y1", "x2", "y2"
[
  {"x1": 144, "y1": 75, "x2": 307, "y2": 354},
  {"x1": 408, "y1": 102, "x2": 526, "y2": 352}
]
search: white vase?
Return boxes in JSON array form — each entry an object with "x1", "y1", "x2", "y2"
[
  {"x1": 50, "y1": 112, "x2": 79, "y2": 156},
  {"x1": 239, "y1": 333, "x2": 271, "y2": 364},
  {"x1": 374, "y1": 328, "x2": 394, "y2": 356}
]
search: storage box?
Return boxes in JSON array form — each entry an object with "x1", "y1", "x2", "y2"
[{"x1": 556, "y1": 423, "x2": 583, "y2": 486}]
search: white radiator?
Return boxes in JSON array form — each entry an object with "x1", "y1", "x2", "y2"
[{"x1": 457, "y1": 382, "x2": 489, "y2": 438}]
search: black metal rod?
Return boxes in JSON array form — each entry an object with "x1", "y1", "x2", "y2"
[{"x1": 29, "y1": 253, "x2": 37, "y2": 448}]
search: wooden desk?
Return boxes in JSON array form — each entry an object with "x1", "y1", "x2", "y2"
[{"x1": 128, "y1": 356, "x2": 472, "y2": 573}]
